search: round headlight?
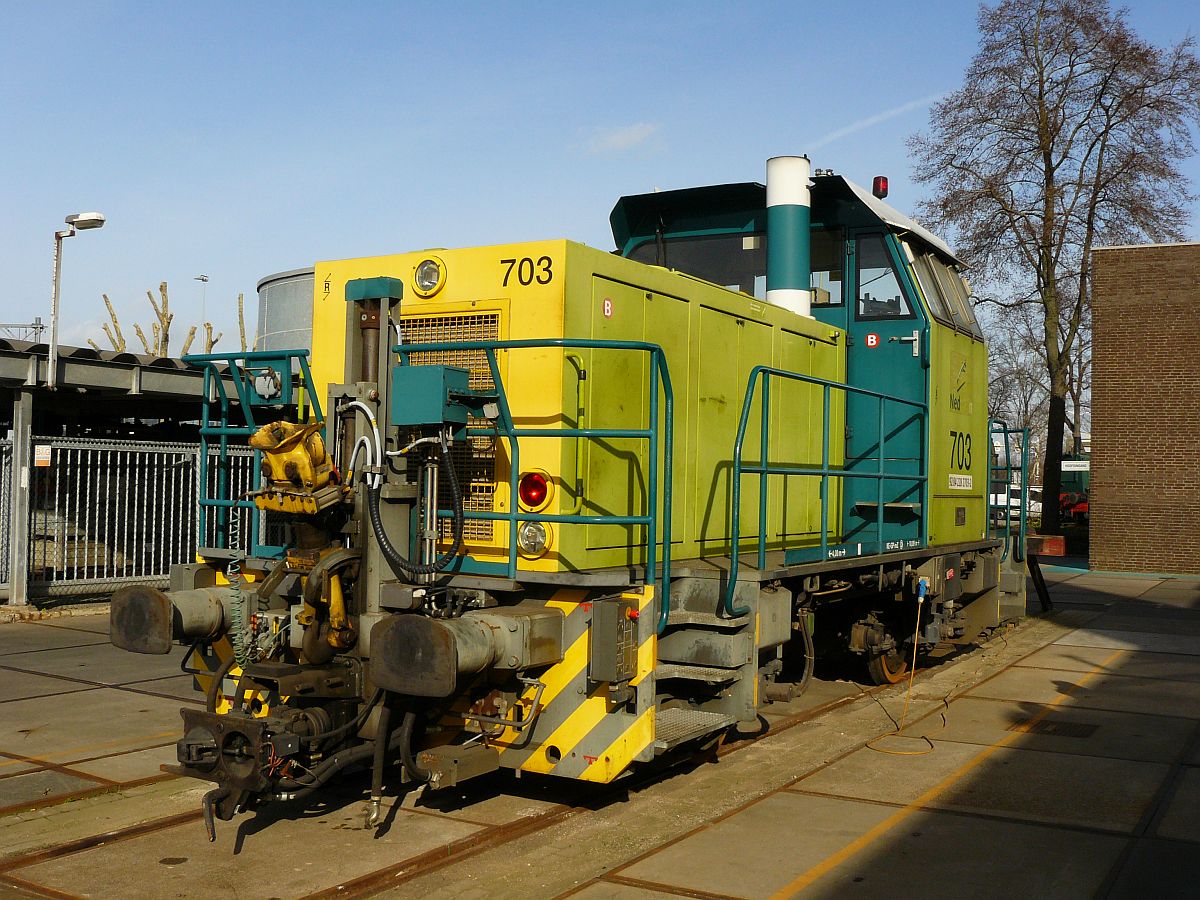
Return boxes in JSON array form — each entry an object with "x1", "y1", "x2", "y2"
[
  {"x1": 413, "y1": 257, "x2": 445, "y2": 297},
  {"x1": 517, "y1": 521, "x2": 548, "y2": 556}
]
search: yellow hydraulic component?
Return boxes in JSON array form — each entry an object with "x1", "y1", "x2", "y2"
[
  {"x1": 297, "y1": 548, "x2": 359, "y2": 654},
  {"x1": 248, "y1": 420, "x2": 346, "y2": 514},
  {"x1": 325, "y1": 573, "x2": 356, "y2": 649}
]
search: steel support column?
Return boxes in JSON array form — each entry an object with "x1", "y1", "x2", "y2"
[{"x1": 7, "y1": 389, "x2": 33, "y2": 604}]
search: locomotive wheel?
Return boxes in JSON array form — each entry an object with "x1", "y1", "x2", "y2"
[{"x1": 867, "y1": 645, "x2": 908, "y2": 685}]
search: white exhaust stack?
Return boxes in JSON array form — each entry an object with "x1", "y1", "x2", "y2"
[{"x1": 766, "y1": 155, "x2": 813, "y2": 317}]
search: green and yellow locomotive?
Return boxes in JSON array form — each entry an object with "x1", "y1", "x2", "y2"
[{"x1": 110, "y1": 156, "x2": 1024, "y2": 835}]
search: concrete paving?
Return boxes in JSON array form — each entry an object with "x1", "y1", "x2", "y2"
[
  {"x1": 0, "y1": 614, "x2": 190, "y2": 816},
  {"x1": 0, "y1": 568, "x2": 1197, "y2": 899}
]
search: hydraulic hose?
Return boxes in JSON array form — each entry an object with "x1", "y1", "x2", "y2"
[
  {"x1": 368, "y1": 697, "x2": 393, "y2": 826},
  {"x1": 275, "y1": 741, "x2": 379, "y2": 794},
  {"x1": 274, "y1": 714, "x2": 416, "y2": 797},
  {"x1": 206, "y1": 652, "x2": 237, "y2": 713},
  {"x1": 398, "y1": 710, "x2": 431, "y2": 784},
  {"x1": 367, "y1": 440, "x2": 464, "y2": 577},
  {"x1": 272, "y1": 693, "x2": 388, "y2": 794},
  {"x1": 796, "y1": 609, "x2": 815, "y2": 695}
]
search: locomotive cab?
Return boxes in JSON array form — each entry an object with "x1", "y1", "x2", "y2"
[{"x1": 612, "y1": 173, "x2": 991, "y2": 554}]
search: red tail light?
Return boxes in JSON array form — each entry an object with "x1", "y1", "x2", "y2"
[{"x1": 518, "y1": 472, "x2": 548, "y2": 508}]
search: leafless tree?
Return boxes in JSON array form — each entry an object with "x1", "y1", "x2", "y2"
[
  {"x1": 1063, "y1": 304, "x2": 1092, "y2": 455},
  {"x1": 92, "y1": 281, "x2": 249, "y2": 357},
  {"x1": 86, "y1": 294, "x2": 126, "y2": 353},
  {"x1": 237, "y1": 293, "x2": 248, "y2": 352},
  {"x1": 984, "y1": 306, "x2": 1049, "y2": 437},
  {"x1": 909, "y1": 0, "x2": 1200, "y2": 531}
]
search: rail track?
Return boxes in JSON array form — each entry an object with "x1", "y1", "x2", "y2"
[{"x1": 0, "y1": 663, "x2": 917, "y2": 900}]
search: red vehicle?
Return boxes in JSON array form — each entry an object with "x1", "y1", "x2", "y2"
[{"x1": 1060, "y1": 491, "x2": 1089, "y2": 523}]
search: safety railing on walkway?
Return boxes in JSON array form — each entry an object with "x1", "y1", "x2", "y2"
[
  {"x1": 396, "y1": 338, "x2": 676, "y2": 633},
  {"x1": 723, "y1": 367, "x2": 928, "y2": 617},
  {"x1": 183, "y1": 350, "x2": 321, "y2": 560},
  {"x1": 988, "y1": 419, "x2": 1030, "y2": 563}
]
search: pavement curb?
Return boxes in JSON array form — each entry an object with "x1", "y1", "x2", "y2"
[{"x1": 0, "y1": 603, "x2": 110, "y2": 626}]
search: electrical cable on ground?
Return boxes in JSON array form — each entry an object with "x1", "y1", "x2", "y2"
[{"x1": 867, "y1": 577, "x2": 935, "y2": 756}]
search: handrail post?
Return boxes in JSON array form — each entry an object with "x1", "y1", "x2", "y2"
[
  {"x1": 919, "y1": 405, "x2": 928, "y2": 547},
  {"x1": 820, "y1": 383, "x2": 831, "y2": 560},
  {"x1": 876, "y1": 395, "x2": 886, "y2": 553},
  {"x1": 647, "y1": 352, "x2": 659, "y2": 608},
  {"x1": 722, "y1": 366, "x2": 762, "y2": 619},
  {"x1": 658, "y1": 346, "x2": 674, "y2": 634},
  {"x1": 758, "y1": 375, "x2": 770, "y2": 572},
  {"x1": 1017, "y1": 428, "x2": 1029, "y2": 561}
]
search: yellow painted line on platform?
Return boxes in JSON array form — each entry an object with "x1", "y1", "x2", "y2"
[{"x1": 770, "y1": 648, "x2": 1127, "y2": 899}]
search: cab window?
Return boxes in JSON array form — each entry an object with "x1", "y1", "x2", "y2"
[
  {"x1": 908, "y1": 247, "x2": 983, "y2": 337},
  {"x1": 810, "y1": 227, "x2": 844, "y2": 306},
  {"x1": 627, "y1": 232, "x2": 766, "y2": 298},
  {"x1": 928, "y1": 255, "x2": 982, "y2": 337},
  {"x1": 855, "y1": 235, "x2": 913, "y2": 320},
  {"x1": 907, "y1": 248, "x2": 950, "y2": 321}
]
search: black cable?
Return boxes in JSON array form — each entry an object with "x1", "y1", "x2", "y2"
[
  {"x1": 367, "y1": 440, "x2": 464, "y2": 577},
  {"x1": 797, "y1": 609, "x2": 815, "y2": 694},
  {"x1": 275, "y1": 741, "x2": 378, "y2": 793},
  {"x1": 370, "y1": 696, "x2": 393, "y2": 808},
  {"x1": 206, "y1": 652, "x2": 237, "y2": 713},
  {"x1": 398, "y1": 710, "x2": 430, "y2": 784}
]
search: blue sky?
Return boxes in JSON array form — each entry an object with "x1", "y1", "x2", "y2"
[{"x1": 3, "y1": 1, "x2": 1198, "y2": 350}]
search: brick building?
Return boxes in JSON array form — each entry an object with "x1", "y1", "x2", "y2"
[{"x1": 1090, "y1": 242, "x2": 1200, "y2": 574}]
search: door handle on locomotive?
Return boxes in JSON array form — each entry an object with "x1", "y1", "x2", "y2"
[{"x1": 889, "y1": 330, "x2": 920, "y2": 358}]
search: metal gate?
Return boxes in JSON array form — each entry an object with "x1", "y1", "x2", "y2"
[{"x1": 19, "y1": 437, "x2": 255, "y2": 597}]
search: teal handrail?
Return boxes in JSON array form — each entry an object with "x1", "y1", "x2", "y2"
[
  {"x1": 988, "y1": 420, "x2": 1029, "y2": 562},
  {"x1": 396, "y1": 338, "x2": 675, "y2": 633},
  {"x1": 723, "y1": 366, "x2": 928, "y2": 618},
  {"x1": 183, "y1": 350, "x2": 322, "y2": 560}
]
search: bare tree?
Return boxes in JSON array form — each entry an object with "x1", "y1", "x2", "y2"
[
  {"x1": 87, "y1": 294, "x2": 127, "y2": 353},
  {"x1": 91, "y1": 280, "x2": 240, "y2": 357},
  {"x1": 180, "y1": 326, "x2": 198, "y2": 356},
  {"x1": 237, "y1": 293, "x2": 248, "y2": 351},
  {"x1": 1064, "y1": 304, "x2": 1092, "y2": 455},
  {"x1": 984, "y1": 306, "x2": 1049, "y2": 436},
  {"x1": 203, "y1": 323, "x2": 223, "y2": 352},
  {"x1": 909, "y1": 0, "x2": 1200, "y2": 531}
]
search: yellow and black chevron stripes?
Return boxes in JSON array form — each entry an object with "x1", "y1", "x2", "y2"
[{"x1": 496, "y1": 586, "x2": 658, "y2": 783}]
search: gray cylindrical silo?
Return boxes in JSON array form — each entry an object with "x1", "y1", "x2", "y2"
[{"x1": 256, "y1": 267, "x2": 315, "y2": 353}]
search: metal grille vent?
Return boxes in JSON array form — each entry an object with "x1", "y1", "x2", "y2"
[{"x1": 400, "y1": 313, "x2": 501, "y2": 542}]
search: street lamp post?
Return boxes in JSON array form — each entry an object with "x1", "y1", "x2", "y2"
[
  {"x1": 195, "y1": 274, "x2": 209, "y2": 325},
  {"x1": 49, "y1": 211, "x2": 105, "y2": 389}
]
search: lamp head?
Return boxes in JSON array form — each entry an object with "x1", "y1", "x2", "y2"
[{"x1": 65, "y1": 212, "x2": 106, "y2": 230}]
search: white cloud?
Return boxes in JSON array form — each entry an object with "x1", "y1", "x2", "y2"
[
  {"x1": 586, "y1": 122, "x2": 661, "y2": 155},
  {"x1": 810, "y1": 93, "x2": 945, "y2": 150}
]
